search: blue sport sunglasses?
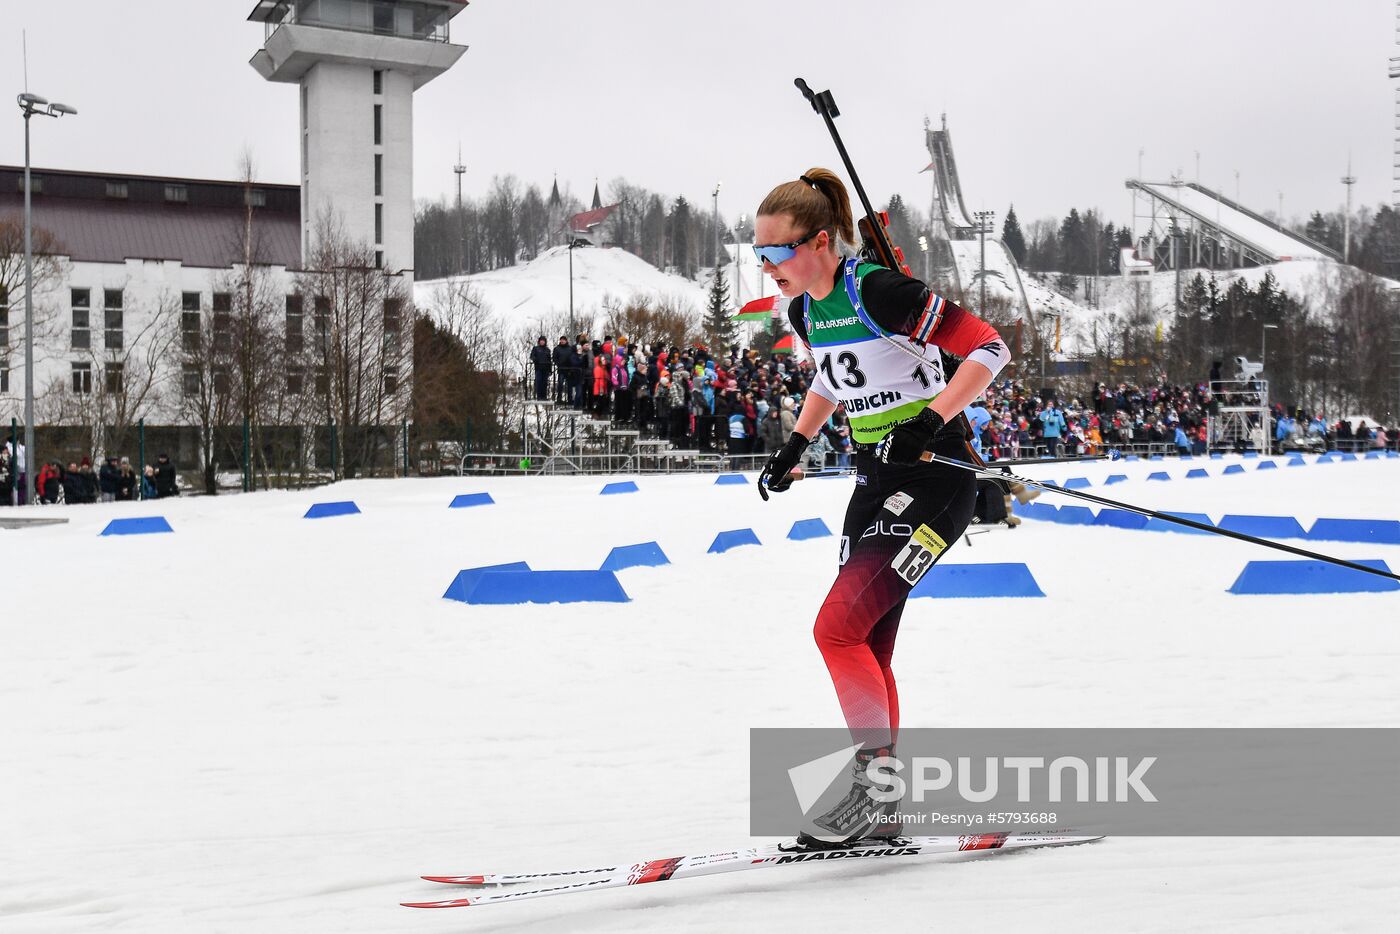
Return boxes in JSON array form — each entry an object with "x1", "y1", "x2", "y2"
[{"x1": 752, "y1": 228, "x2": 825, "y2": 266}]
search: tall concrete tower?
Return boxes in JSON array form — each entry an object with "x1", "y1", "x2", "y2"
[{"x1": 247, "y1": 1, "x2": 468, "y2": 280}]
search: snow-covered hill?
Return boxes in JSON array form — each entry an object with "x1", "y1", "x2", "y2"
[{"x1": 414, "y1": 245, "x2": 709, "y2": 333}]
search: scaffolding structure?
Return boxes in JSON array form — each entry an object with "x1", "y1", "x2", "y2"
[{"x1": 1208, "y1": 379, "x2": 1271, "y2": 454}]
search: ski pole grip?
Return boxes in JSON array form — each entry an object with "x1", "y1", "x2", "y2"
[{"x1": 794, "y1": 77, "x2": 816, "y2": 109}]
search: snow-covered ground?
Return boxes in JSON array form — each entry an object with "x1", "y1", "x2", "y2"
[{"x1": 3, "y1": 453, "x2": 1398, "y2": 931}]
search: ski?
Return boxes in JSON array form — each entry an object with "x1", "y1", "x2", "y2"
[{"x1": 403, "y1": 831, "x2": 1102, "y2": 908}]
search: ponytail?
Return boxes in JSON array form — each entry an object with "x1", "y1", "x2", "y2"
[{"x1": 756, "y1": 167, "x2": 855, "y2": 250}]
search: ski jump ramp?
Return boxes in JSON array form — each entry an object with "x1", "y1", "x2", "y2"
[
  {"x1": 923, "y1": 116, "x2": 1031, "y2": 316},
  {"x1": 1127, "y1": 180, "x2": 1339, "y2": 268}
]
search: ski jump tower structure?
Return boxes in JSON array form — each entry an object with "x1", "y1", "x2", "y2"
[
  {"x1": 247, "y1": 0, "x2": 470, "y2": 280},
  {"x1": 922, "y1": 115, "x2": 1031, "y2": 317}
]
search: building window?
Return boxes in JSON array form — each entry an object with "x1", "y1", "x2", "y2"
[
  {"x1": 287, "y1": 366, "x2": 305, "y2": 395},
  {"x1": 373, "y1": 69, "x2": 383, "y2": 95},
  {"x1": 374, "y1": 154, "x2": 382, "y2": 196},
  {"x1": 245, "y1": 188, "x2": 266, "y2": 208},
  {"x1": 0, "y1": 286, "x2": 8, "y2": 347},
  {"x1": 213, "y1": 368, "x2": 230, "y2": 396},
  {"x1": 72, "y1": 362, "x2": 92, "y2": 394},
  {"x1": 314, "y1": 365, "x2": 329, "y2": 396},
  {"x1": 314, "y1": 295, "x2": 330, "y2": 349},
  {"x1": 213, "y1": 292, "x2": 232, "y2": 353},
  {"x1": 104, "y1": 362, "x2": 124, "y2": 395},
  {"x1": 106, "y1": 180, "x2": 128, "y2": 199},
  {"x1": 373, "y1": 104, "x2": 382, "y2": 145},
  {"x1": 286, "y1": 295, "x2": 304, "y2": 353},
  {"x1": 374, "y1": 203, "x2": 383, "y2": 244},
  {"x1": 375, "y1": 250, "x2": 383, "y2": 269},
  {"x1": 71, "y1": 289, "x2": 90, "y2": 349},
  {"x1": 0, "y1": 362, "x2": 7, "y2": 393},
  {"x1": 383, "y1": 365, "x2": 399, "y2": 394},
  {"x1": 165, "y1": 184, "x2": 188, "y2": 203},
  {"x1": 182, "y1": 364, "x2": 201, "y2": 397},
  {"x1": 373, "y1": 2, "x2": 394, "y2": 34},
  {"x1": 181, "y1": 291, "x2": 202, "y2": 352},
  {"x1": 102, "y1": 290, "x2": 123, "y2": 350},
  {"x1": 16, "y1": 175, "x2": 43, "y2": 194}
]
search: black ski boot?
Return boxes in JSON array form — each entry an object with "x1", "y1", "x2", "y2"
[{"x1": 789, "y1": 746, "x2": 903, "y2": 851}]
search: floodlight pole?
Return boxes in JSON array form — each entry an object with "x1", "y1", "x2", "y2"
[{"x1": 17, "y1": 93, "x2": 77, "y2": 504}]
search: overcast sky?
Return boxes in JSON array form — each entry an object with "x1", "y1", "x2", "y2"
[{"x1": 5, "y1": 0, "x2": 1395, "y2": 233}]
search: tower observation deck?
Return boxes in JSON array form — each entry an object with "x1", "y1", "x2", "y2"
[{"x1": 247, "y1": 1, "x2": 469, "y2": 279}]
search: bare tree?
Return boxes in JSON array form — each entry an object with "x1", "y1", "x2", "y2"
[
  {"x1": 299, "y1": 213, "x2": 413, "y2": 478},
  {"x1": 0, "y1": 216, "x2": 70, "y2": 374},
  {"x1": 39, "y1": 291, "x2": 178, "y2": 463}
]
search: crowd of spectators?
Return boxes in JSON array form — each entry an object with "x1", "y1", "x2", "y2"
[
  {"x1": 530, "y1": 334, "x2": 854, "y2": 467},
  {"x1": 530, "y1": 338, "x2": 1400, "y2": 465},
  {"x1": 968, "y1": 377, "x2": 1400, "y2": 459},
  {"x1": 1, "y1": 441, "x2": 179, "y2": 506}
]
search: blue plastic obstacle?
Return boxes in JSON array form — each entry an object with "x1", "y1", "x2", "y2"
[
  {"x1": 909, "y1": 562, "x2": 1045, "y2": 598},
  {"x1": 1147, "y1": 471, "x2": 1172, "y2": 481},
  {"x1": 1180, "y1": 454, "x2": 1194, "y2": 460},
  {"x1": 709, "y1": 528, "x2": 761, "y2": 553},
  {"x1": 1143, "y1": 511, "x2": 1215, "y2": 535},
  {"x1": 600, "y1": 480, "x2": 639, "y2": 495},
  {"x1": 442, "y1": 561, "x2": 531, "y2": 601},
  {"x1": 1243, "y1": 450, "x2": 1259, "y2": 459},
  {"x1": 1223, "y1": 464, "x2": 1246, "y2": 475},
  {"x1": 1366, "y1": 451, "x2": 1382, "y2": 460},
  {"x1": 1148, "y1": 454, "x2": 1164, "y2": 461},
  {"x1": 305, "y1": 501, "x2": 359, "y2": 519},
  {"x1": 1218, "y1": 514, "x2": 1307, "y2": 539},
  {"x1": 1388, "y1": 451, "x2": 1399, "y2": 459},
  {"x1": 1210, "y1": 452, "x2": 1224, "y2": 459},
  {"x1": 1306, "y1": 518, "x2": 1400, "y2": 545},
  {"x1": 714, "y1": 473, "x2": 749, "y2": 486},
  {"x1": 1186, "y1": 468, "x2": 1209, "y2": 479},
  {"x1": 1016, "y1": 501, "x2": 1058, "y2": 521},
  {"x1": 1094, "y1": 508, "x2": 1149, "y2": 530},
  {"x1": 1051, "y1": 505, "x2": 1096, "y2": 525},
  {"x1": 600, "y1": 541, "x2": 670, "y2": 571},
  {"x1": 1256, "y1": 461, "x2": 1278, "y2": 471},
  {"x1": 1063, "y1": 477, "x2": 1092, "y2": 489},
  {"x1": 1287, "y1": 457, "x2": 1307, "y2": 467},
  {"x1": 1104, "y1": 474, "x2": 1129, "y2": 485},
  {"x1": 1228, "y1": 559, "x2": 1400, "y2": 595},
  {"x1": 788, "y1": 518, "x2": 833, "y2": 540},
  {"x1": 449, "y1": 492, "x2": 495, "y2": 508},
  {"x1": 1316, "y1": 454, "x2": 1334, "y2": 464},
  {"x1": 458, "y1": 569, "x2": 631, "y2": 605},
  {"x1": 100, "y1": 516, "x2": 173, "y2": 536},
  {"x1": 1339, "y1": 452, "x2": 1358, "y2": 462},
  {"x1": 1124, "y1": 454, "x2": 1140, "y2": 462}
]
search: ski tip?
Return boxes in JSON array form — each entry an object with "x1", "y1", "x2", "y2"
[
  {"x1": 402, "y1": 897, "x2": 474, "y2": 909},
  {"x1": 422, "y1": 874, "x2": 486, "y2": 885}
]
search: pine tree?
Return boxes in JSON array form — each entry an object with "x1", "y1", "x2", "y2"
[
  {"x1": 669, "y1": 196, "x2": 694, "y2": 278},
  {"x1": 702, "y1": 266, "x2": 736, "y2": 352},
  {"x1": 885, "y1": 194, "x2": 919, "y2": 259},
  {"x1": 1002, "y1": 205, "x2": 1027, "y2": 264},
  {"x1": 1059, "y1": 209, "x2": 1086, "y2": 275}
]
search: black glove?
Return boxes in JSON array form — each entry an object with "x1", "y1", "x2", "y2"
[
  {"x1": 876, "y1": 408, "x2": 945, "y2": 465},
  {"x1": 757, "y1": 432, "x2": 811, "y2": 501}
]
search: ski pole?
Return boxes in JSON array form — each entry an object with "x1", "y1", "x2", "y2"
[{"x1": 913, "y1": 450, "x2": 1400, "y2": 583}]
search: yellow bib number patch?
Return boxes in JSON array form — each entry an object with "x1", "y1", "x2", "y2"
[{"x1": 891, "y1": 524, "x2": 947, "y2": 585}]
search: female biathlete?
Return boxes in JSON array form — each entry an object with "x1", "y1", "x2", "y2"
[{"x1": 753, "y1": 168, "x2": 1010, "y2": 849}]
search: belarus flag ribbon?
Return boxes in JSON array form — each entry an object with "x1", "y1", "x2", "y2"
[{"x1": 734, "y1": 295, "x2": 782, "y2": 321}]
